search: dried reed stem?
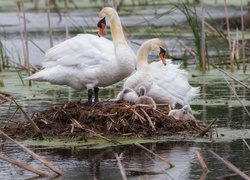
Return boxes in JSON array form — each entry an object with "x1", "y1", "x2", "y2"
[
  {"x1": 46, "y1": 0, "x2": 53, "y2": 47},
  {"x1": 241, "y1": 0, "x2": 246, "y2": 72},
  {"x1": 0, "y1": 154, "x2": 50, "y2": 177},
  {"x1": 64, "y1": 0, "x2": 69, "y2": 39},
  {"x1": 221, "y1": 71, "x2": 250, "y2": 117},
  {"x1": 201, "y1": 0, "x2": 206, "y2": 73},
  {"x1": 139, "y1": 107, "x2": 156, "y2": 131},
  {"x1": 0, "y1": 130, "x2": 64, "y2": 176},
  {"x1": 70, "y1": 118, "x2": 119, "y2": 144},
  {"x1": 199, "y1": 118, "x2": 217, "y2": 137},
  {"x1": 208, "y1": 148, "x2": 250, "y2": 179},
  {"x1": 115, "y1": 153, "x2": 127, "y2": 180},
  {"x1": 176, "y1": 38, "x2": 196, "y2": 57},
  {"x1": 223, "y1": 0, "x2": 234, "y2": 72},
  {"x1": 134, "y1": 142, "x2": 175, "y2": 168},
  {"x1": 195, "y1": 151, "x2": 208, "y2": 172},
  {"x1": 242, "y1": 139, "x2": 250, "y2": 151}
]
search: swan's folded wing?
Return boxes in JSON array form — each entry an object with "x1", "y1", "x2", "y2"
[{"x1": 43, "y1": 34, "x2": 115, "y2": 68}]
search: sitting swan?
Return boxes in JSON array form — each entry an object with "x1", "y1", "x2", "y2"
[
  {"x1": 135, "y1": 86, "x2": 156, "y2": 109},
  {"x1": 168, "y1": 105, "x2": 196, "y2": 121},
  {"x1": 116, "y1": 87, "x2": 138, "y2": 103},
  {"x1": 25, "y1": 7, "x2": 136, "y2": 106},
  {"x1": 123, "y1": 38, "x2": 200, "y2": 108}
]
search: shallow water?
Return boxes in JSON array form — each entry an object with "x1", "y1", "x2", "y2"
[{"x1": 1, "y1": 1, "x2": 250, "y2": 179}]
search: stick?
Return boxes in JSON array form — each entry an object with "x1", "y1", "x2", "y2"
[
  {"x1": 0, "y1": 130, "x2": 64, "y2": 175},
  {"x1": 134, "y1": 142, "x2": 175, "y2": 168},
  {"x1": 0, "y1": 154, "x2": 50, "y2": 177},
  {"x1": 46, "y1": 0, "x2": 53, "y2": 47},
  {"x1": 201, "y1": 0, "x2": 206, "y2": 73},
  {"x1": 242, "y1": 139, "x2": 250, "y2": 151},
  {"x1": 176, "y1": 38, "x2": 196, "y2": 57},
  {"x1": 11, "y1": 97, "x2": 44, "y2": 140},
  {"x1": 221, "y1": 72, "x2": 250, "y2": 118},
  {"x1": 223, "y1": 0, "x2": 234, "y2": 72},
  {"x1": 195, "y1": 151, "x2": 208, "y2": 172},
  {"x1": 70, "y1": 118, "x2": 119, "y2": 144},
  {"x1": 219, "y1": 68, "x2": 250, "y2": 90},
  {"x1": 115, "y1": 153, "x2": 127, "y2": 180},
  {"x1": 208, "y1": 148, "x2": 250, "y2": 179},
  {"x1": 241, "y1": 0, "x2": 246, "y2": 72},
  {"x1": 199, "y1": 118, "x2": 217, "y2": 137},
  {"x1": 139, "y1": 107, "x2": 156, "y2": 131}
]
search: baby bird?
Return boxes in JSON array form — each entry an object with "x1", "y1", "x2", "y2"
[
  {"x1": 168, "y1": 105, "x2": 196, "y2": 121},
  {"x1": 116, "y1": 87, "x2": 138, "y2": 103},
  {"x1": 135, "y1": 86, "x2": 156, "y2": 109}
]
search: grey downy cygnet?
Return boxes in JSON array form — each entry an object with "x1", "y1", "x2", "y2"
[
  {"x1": 135, "y1": 86, "x2": 156, "y2": 109},
  {"x1": 168, "y1": 104, "x2": 196, "y2": 121},
  {"x1": 116, "y1": 87, "x2": 139, "y2": 103}
]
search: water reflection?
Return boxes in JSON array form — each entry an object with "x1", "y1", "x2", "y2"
[{"x1": 1, "y1": 140, "x2": 250, "y2": 179}]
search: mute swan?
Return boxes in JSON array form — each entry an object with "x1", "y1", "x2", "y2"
[
  {"x1": 135, "y1": 86, "x2": 156, "y2": 109},
  {"x1": 168, "y1": 105, "x2": 196, "y2": 121},
  {"x1": 123, "y1": 38, "x2": 200, "y2": 108},
  {"x1": 25, "y1": 7, "x2": 136, "y2": 106},
  {"x1": 116, "y1": 87, "x2": 138, "y2": 103}
]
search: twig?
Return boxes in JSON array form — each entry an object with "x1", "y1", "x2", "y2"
[
  {"x1": 201, "y1": 0, "x2": 206, "y2": 73},
  {"x1": 219, "y1": 170, "x2": 250, "y2": 179},
  {"x1": 115, "y1": 153, "x2": 127, "y2": 180},
  {"x1": 241, "y1": 0, "x2": 246, "y2": 72},
  {"x1": 208, "y1": 148, "x2": 250, "y2": 180},
  {"x1": 195, "y1": 151, "x2": 208, "y2": 172},
  {"x1": 242, "y1": 139, "x2": 250, "y2": 151},
  {"x1": 134, "y1": 142, "x2": 175, "y2": 168},
  {"x1": 220, "y1": 71, "x2": 250, "y2": 118},
  {"x1": 46, "y1": 0, "x2": 53, "y2": 47},
  {"x1": 0, "y1": 130, "x2": 64, "y2": 176},
  {"x1": 139, "y1": 107, "x2": 156, "y2": 131},
  {"x1": 224, "y1": 0, "x2": 234, "y2": 72},
  {"x1": 0, "y1": 154, "x2": 50, "y2": 177},
  {"x1": 199, "y1": 118, "x2": 217, "y2": 137},
  {"x1": 11, "y1": 97, "x2": 44, "y2": 140},
  {"x1": 176, "y1": 38, "x2": 196, "y2": 57},
  {"x1": 70, "y1": 118, "x2": 119, "y2": 144},
  {"x1": 219, "y1": 68, "x2": 250, "y2": 90}
]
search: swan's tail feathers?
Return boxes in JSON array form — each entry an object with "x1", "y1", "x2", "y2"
[
  {"x1": 186, "y1": 86, "x2": 200, "y2": 102},
  {"x1": 24, "y1": 72, "x2": 46, "y2": 82}
]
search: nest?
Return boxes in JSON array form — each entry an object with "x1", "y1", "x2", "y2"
[{"x1": 3, "y1": 100, "x2": 205, "y2": 140}]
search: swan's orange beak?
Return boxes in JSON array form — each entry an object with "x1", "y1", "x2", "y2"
[
  {"x1": 97, "y1": 17, "x2": 106, "y2": 37},
  {"x1": 159, "y1": 47, "x2": 167, "y2": 66}
]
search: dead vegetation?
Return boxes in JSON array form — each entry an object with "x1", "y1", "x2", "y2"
[{"x1": 1, "y1": 100, "x2": 205, "y2": 141}]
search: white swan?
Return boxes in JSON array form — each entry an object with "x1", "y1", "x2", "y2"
[
  {"x1": 25, "y1": 7, "x2": 136, "y2": 106},
  {"x1": 168, "y1": 105, "x2": 196, "y2": 121},
  {"x1": 116, "y1": 87, "x2": 138, "y2": 103},
  {"x1": 135, "y1": 86, "x2": 156, "y2": 109},
  {"x1": 123, "y1": 38, "x2": 200, "y2": 108}
]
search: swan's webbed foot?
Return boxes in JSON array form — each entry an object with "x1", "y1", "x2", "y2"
[
  {"x1": 87, "y1": 89, "x2": 93, "y2": 106},
  {"x1": 94, "y1": 87, "x2": 99, "y2": 103}
]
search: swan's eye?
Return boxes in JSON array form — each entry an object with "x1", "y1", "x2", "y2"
[
  {"x1": 97, "y1": 17, "x2": 106, "y2": 28},
  {"x1": 159, "y1": 47, "x2": 166, "y2": 57}
]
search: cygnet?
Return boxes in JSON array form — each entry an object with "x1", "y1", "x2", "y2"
[
  {"x1": 135, "y1": 86, "x2": 156, "y2": 109},
  {"x1": 168, "y1": 104, "x2": 196, "y2": 121},
  {"x1": 116, "y1": 87, "x2": 138, "y2": 103}
]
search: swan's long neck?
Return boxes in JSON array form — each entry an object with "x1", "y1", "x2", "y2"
[
  {"x1": 136, "y1": 41, "x2": 151, "y2": 68},
  {"x1": 109, "y1": 14, "x2": 127, "y2": 46}
]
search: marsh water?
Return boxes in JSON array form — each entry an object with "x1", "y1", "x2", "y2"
[{"x1": 1, "y1": 1, "x2": 250, "y2": 179}]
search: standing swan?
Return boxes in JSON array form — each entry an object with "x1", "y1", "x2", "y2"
[
  {"x1": 123, "y1": 38, "x2": 199, "y2": 108},
  {"x1": 25, "y1": 7, "x2": 136, "y2": 106}
]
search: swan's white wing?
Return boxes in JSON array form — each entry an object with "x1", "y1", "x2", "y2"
[
  {"x1": 43, "y1": 34, "x2": 115, "y2": 68},
  {"x1": 149, "y1": 62, "x2": 199, "y2": 105}
]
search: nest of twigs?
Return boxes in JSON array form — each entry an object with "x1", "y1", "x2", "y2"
[{"x1": 3, "y1": 100, "x2": 205, "y2": 140}]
